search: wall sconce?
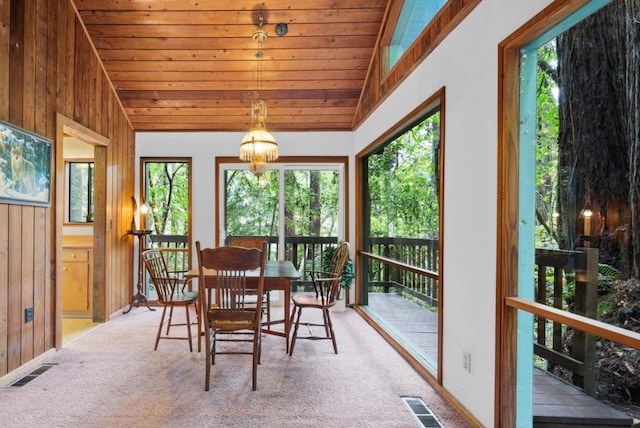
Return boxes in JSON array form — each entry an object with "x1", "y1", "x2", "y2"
[
  {"x1": 580, "y1": 203, "x2": 593, "y2": 247},
  {"x1": 130, "y1": 196, "x2": 138, "y2": 231},
  {"x1": 130, "y1": 196, "x2": 150, "y2": 231},
  {"x1": 140, "y1": 199, "x2": 150, "y2": 215}
]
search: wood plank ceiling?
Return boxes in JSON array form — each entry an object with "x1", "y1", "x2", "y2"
[{"x1": 73, "y1": 0, "x2": 390, "y2": 132}]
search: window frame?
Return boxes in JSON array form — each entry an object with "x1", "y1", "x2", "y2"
[
  {"x1": 215, "y1": 156, "x2": 349, "y2": 258},
  {"x1": 139, "y1": 157, "x2": 193, "y2": 302},
  {"x1": 495, "y1": 1, "x2": 640, "y2": 426},
  {"x1": 65, "y1": 159, "x2": 94, "y2": 224},
  {"x1": 356, "y1": 88, "x2": 445, "y2": 383},
  {"x1": 378, "y1": 0, "x2": 481, "y2": 80}
]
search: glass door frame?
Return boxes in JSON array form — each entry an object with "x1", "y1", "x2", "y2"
[
  {"x1": 497, "y1": 1, "x2": 616, "y2": 426},
  {"x1": 216, "y1": 156, "x2": 349, "y2": 259},
  {"x1": 139, "y1": 157, "x2": 193, "y2": 300}
]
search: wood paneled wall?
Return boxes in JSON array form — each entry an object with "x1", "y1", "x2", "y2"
[{"x1": 0, "y1": 0, "x2": 135, "y2": 377}]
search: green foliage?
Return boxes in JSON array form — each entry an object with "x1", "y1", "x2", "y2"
[
  {"x1": 225, "y1": 168, "x2": 340, "y2": 238},
  {"x1": 225, "y1": 169, "x2": 280, "y2": 236},
  {"x1": 322, "y1": 244, "x2": 354, "y2": 290},
  {"x1": 367, "y1": 112, "x2": 441, "y2": 238},
  {"x1": 598, "y1": 263, "x2": 620, "y2": 281},
  {"x1": 534, "y1": 40, "x2": 561, "y2": 249},
  {"x1": 145, "y1": 162, "x2": 189, "y2": 235}
]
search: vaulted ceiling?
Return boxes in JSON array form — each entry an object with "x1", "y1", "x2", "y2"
[{"x1": 73, "y1": 0, "x2": 390, "y2": 132}]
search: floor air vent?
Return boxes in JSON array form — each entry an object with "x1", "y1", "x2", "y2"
[
  {"x1": 403, "y1": 397, "x2": 443, "y2": 428},
  {"x1": 11, "y1": 363, "x2": 57, "y2": 387}
]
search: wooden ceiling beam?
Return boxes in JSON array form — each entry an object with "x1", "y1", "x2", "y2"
[
  {"x1": 92, "y1": 35, "x2": 378, "y2": 50},
  {"x1": 74, "y1": 0, "x2": 388, "y2": 12},
  {"x1": 86, "y1": 22, "x2": 382, "y2": 38},
  {"x1": 117, "y1": 89, "x2": 361, "y2": 101},
  {"x1": 124, "y1": 106, "x2": 357, "y2": 116},
  {"x1": 78, "y1": 10, "x2": 385, "y2": 25},
  {"x1": 107, "y1": 69, "x2": 367, "y2": 82},
  {"x1": 98, "y1": 49, "x2": 373, "y2": 62},
  {"x1": 121, "y1": 98, "x2": 359, "y2": 108},
  {"x1": 102, "y1": 59, "x2": 369, "y2": 72},
  {"x1": 113, "y1": 79, "x2": 363, "y2": 90}
]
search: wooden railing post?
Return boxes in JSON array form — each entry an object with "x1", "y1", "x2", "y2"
[{"x1": 572, "y1": 247, "x2": 598, "y2": 396}]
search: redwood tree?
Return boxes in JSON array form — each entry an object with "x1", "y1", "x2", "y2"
[{"x1": 556, "y1": 0, "x2": 640, "y2": 278}]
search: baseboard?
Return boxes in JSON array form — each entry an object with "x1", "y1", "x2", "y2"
[{"x1": 0, "y1": 348, "x2": 57, "y2": 386}]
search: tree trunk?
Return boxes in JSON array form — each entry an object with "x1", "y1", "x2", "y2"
[{"x1": 556, "y1": 0, "x2": 640, "y2": 278}]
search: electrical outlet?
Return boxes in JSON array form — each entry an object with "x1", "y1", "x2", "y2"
[
  {"x1": 463, "y1": 351, "x2": 471, "y2": 372},
  {"x1": 25, "y1": 307, "x2": 34, "y2": 323}
]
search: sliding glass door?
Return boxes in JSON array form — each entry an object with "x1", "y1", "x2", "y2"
[
  {"x1": 219, "y1": 162, "x2": 345, "y2": 275},
  {"x1": 141, "y1": 158, "x2": 192, "y2": 300}
]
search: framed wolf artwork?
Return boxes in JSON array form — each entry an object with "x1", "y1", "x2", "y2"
[{"x1": 0, "y1": 120, "x2": 52, "y2": 207}]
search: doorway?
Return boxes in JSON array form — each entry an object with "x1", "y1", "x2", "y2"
[{"x1": 55, "y1": 114, "x2": 108, "y2": 348}]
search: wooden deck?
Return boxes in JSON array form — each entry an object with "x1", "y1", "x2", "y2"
[
  {"x1": 366, "y1": 292, "x2": 438, "y2": 366},
  {"x1": 533, "y1": 368, "x2": 634, "y2": 427},
  {"x1": 364, "y1": 292, "x2": 635, "y2": 427}
]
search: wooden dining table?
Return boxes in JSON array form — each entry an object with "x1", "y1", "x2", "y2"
[{"x1": 185, "y1": 260, "x2": 300, "y2": 353}]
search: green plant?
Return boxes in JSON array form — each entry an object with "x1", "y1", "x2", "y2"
[{"x1": 322, "y1": 244, "x2": 354, "y2": 290}]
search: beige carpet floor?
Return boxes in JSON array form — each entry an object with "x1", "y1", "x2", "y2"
[{"x1": 0, "y1": 307, "x2": 470, "y2": 427}]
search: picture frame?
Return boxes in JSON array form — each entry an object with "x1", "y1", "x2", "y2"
[{"x1": 0, "y1": 120, "x2": 52, "y2": 207}]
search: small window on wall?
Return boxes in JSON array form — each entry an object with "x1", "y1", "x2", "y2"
[
  {"x1": 66, "y1": 161, "x2": 94, "y2": 223},
  {"x1": 381, "y1": 0, "x2": 447, "y2": 76}
]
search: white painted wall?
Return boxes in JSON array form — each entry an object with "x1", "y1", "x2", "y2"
[
  {"x1": 136, "y1": 131, "x2": 354, "y2": 250},
  {"x1": 135, "y1": 0, "x2": 558, "y2": 425},
  {"x1": 353, "y1": 0, "x2": 554, "y2": 424}
]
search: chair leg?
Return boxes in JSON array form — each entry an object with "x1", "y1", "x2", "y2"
[
  {"x1": 204, "y1": 325, "x2": 211, "y2": 391},
  {"x1": 185, "y1": 305, "x2": 193, "y2": 352},
  {"x1": 287, "y1": 304, "x2": 297, "y2": 353},
  {"x1": 211, "y1": 329, "x2": 217, "y2": 365},
  {"x1": 324, "y1": 309, "x2": 338, "y2": 354},
  {"x1": 194, "y1": 302, "x2": 201, "y2": 353},
  {"x1": 258, "y1": 327, "x2": 262, "y2": 365},
  {"x1": 252, "y1": 327, "x2": 260, "y2": 391},
  {"x1": 265, "y1": 292, "x2": 271, "y2": 325},
  {"x1": 166, "y1": 306, "x2": 174, "y2": 334},
  {"x1": 155, "y1": 306, "x2": 168, "y2": 350},
  {"x1": 322, "y1": 308, "x2": 331, "y2": 337},
  {"x1": 289, "y1": 306, "x2": 303, "y2": 356}
]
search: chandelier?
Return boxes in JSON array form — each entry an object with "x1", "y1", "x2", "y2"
[{"x1": 239, "y1": 19, "x2": 278, "y2": 178}]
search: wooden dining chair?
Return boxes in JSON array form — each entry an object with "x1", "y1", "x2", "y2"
[
  {"x1": 289, "y1": 242, "x2": 350, "y2": 356},
  {"x1": 196, "y1": 240, "x2": 267, "y2": 391},
  {"x1": 142, "y1": 249, "x2": 199, "y2": 351},
  {"x1": 227, "y1": 236, "x2": 271, "y2": 324}
]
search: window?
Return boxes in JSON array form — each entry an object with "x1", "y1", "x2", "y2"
[
  {"x1": 381, "y1": 0, "x2": 447, "y2": 76},
  {"x1": 359, "y1": 91, "x2": 444, "y2": 376},
  {"x1": 141, "y1": 158, "x2": 192, "y2": 301},
  {"x1": 499, "y1": 1, "x2": 640, "y2": 425},
  {"x1": 218, "y1": 159, "x2": 347, "y2": 276},
  {"x1": 141, "y1": 160, "x2": 191, "y2": 237},
  {"x1": 66, "y1": 161, "x2": 94, "y2": 223}
]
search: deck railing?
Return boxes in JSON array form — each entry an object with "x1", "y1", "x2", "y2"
[
  {"x1": 366, "y1": 237, "x2": 439, "y2": 307},
  {"x1": 534, "y1": 247, "x2": 598, "y2": 395},
  {"x1": 144, "y1": 235, "x2": 438, "y2": 300},
  {"x1": 227, "y1": 235, "x2": 340, "y2": 289}
]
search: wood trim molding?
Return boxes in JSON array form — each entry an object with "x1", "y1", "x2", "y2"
[
  {"x1": 353, "y1": 0, "x2": 480, "y2": 129},
  {"x1": 138, "y1": 157, "x2": 193, "y2": 271},
  {"x1": 354, "y1": 306, "x2": 484, "y2": 428},
  {"x1": 214, "y1": 156, "x2": 349, "y2": 248},
  {"x1": 55, "y1": 113, "x2": 109, "y2": 348},
  {"x1": 506, "y1": 297, "x2": 640, "y2": 349},
  {"x1": 495, "y1": 1, "x2": 593, "y2": 426}
]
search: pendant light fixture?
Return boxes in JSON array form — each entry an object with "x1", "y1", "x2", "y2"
[{"x1": 239, "y1": 17, "x2": 278, "y2": 178}]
